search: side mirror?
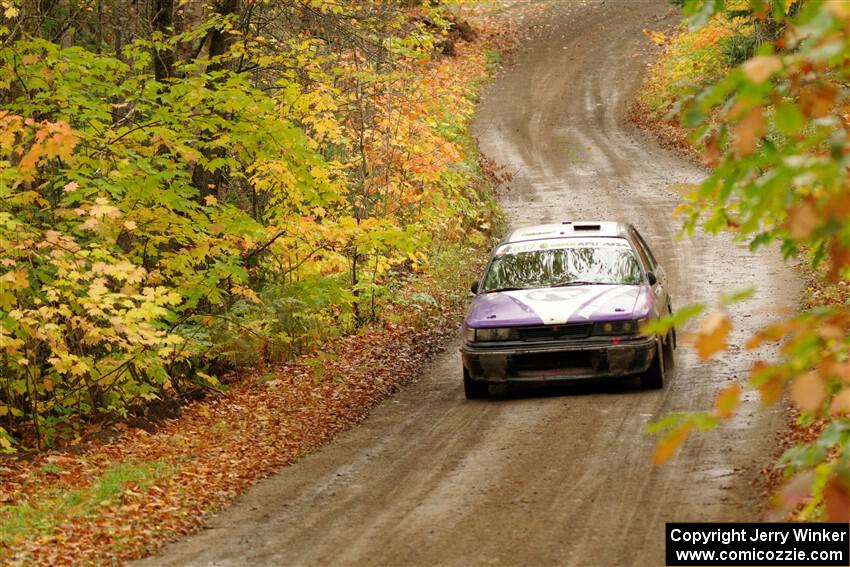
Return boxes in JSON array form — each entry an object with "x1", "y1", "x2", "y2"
[
  {"x1": 470, "y1": 281, "x2": 479, "y2": 294},
  {"x1": 646, "y1": 271, "x2": 657, "y2": 286}
]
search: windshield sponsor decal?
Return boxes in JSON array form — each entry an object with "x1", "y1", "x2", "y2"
[{"x1": 495, "y1": 238, "x2": 630, "y2": 257}]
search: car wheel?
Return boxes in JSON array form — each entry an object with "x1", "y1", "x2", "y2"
[
  {"x1": 663, "y1": 330, "x2": 675, "y2": 370},
  {"x1": 463, "y1": 370, "x2": 488, "y2": 399},
  {"x1": 640, "y1": 342, "x2": 665, "y2": 390}
]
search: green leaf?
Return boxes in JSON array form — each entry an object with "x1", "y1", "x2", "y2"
[{"x1": 774, "y1": 102, "x2": 805, "y2": 136}]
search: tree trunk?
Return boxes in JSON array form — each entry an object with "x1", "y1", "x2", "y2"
[
  {"x1": 152, "y1": 0, "x2": 174, "y2": 80},
  {"x1": 191, "y1": 0, "x2": 238, "y2": 202}
]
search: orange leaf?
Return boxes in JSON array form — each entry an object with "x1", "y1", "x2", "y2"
[
  {"x1": 744, "y1": 333, "x2": 764, "y2": 350},
  {"x1": 786, "y1": 200, "x2": 818, "y2": 239},
  {"x1": 742, "y1": 55, "x2": 781, "y2": 84},
  {"x1": 654, "y1": 423, "x2": 692, "y2": 466},
  {"x1": 758, "y1": 376, "x2": 784, "y2": 406},
  {"x1": 790, "y1": 371, "x2": 826, "y2": 413},
  {"x1": 799, "y1": 83, "x2": 837, "y2": 118},
  {"x1": 732, "y1": 106, "x2": 765, "y2": 157},
  {"x1": 779, "y1": 471, "x2": 814, "y2": 512},
  {"x1": 714, "y1": 384, "x2": 740, "y2": 418},
  {"x1": 693, "y1": 313, "x2": 732, "y2": 360},
  {"x1": 830, "y1": 387, "x2": 850, "y2": 416},
  {"x1": 816, "y1": 324, "x2": 844, "y2": 342},
  {"x1": 823, "y1": 477, "x2": 850, "y2": 522},
  {"x1": 827, "y1": 240, "x2": 850, "y2": 282},
  {"x1": 751, "y1": 360, "x2": 785, "y2": 405}
]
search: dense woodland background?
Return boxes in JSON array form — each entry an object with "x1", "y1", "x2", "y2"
[{"x1": 0, "y1": 0, "x2": 499, "y2": 449}]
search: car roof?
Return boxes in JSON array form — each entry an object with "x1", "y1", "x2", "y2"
[{"x1": 502, "y1": 221, "x2": 630, "y2": 244}]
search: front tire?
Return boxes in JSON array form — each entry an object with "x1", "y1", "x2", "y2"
[
  {"x1": 464, "y1": 370, "x2": 488, "y2": 399},
  {"x1": 663, "y1": 330, "x2": 675, "y2": 370},
  {"x1": 640, "y1": 342, "x2": 666, "y2": 390}
]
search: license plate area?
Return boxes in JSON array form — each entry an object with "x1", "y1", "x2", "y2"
[{"x1": 511, "y1": 350, "x2": 594, "y2": 377}]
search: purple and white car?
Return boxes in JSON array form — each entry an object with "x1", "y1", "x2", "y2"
[{"x1": 461, "y1": 221, "x2": 675, "y2": 399}]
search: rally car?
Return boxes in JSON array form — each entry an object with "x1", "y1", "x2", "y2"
[{"x1": 461, "y1": 221, "x2": 675, "y2": 399}]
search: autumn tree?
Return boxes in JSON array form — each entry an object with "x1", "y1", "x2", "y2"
[{"x1": 0, "y1": 0, "x2": 494, "y2": 449}]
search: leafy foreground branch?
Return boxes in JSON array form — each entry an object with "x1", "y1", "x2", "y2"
[
  {"x1": 638, "y1": 0, "x2": 849, "y2": 522},
  {"x1": 0, "y1": 0, "x2": 502, "y2": 450}
]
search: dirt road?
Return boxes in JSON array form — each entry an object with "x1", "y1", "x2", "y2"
[{"x1": 139, "y1": 1, "x2": 798, "y2": 565}]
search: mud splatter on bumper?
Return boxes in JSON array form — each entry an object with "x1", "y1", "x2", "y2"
[{"x1": 461, "y1": 336, "x2": 657, "y2": 383}]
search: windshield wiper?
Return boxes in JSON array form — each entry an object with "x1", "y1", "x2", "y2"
[
  {"x1": 548, "y1": 281, "x2": 598, "y2": 288},
  {"x1": 483, "y1": 286, "x2": 525, "y2": 293}
]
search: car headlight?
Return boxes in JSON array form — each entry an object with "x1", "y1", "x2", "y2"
[
  {"x1": 464, "y1": 327, "x2": 476, "y2": 342},
  {"x1": 593, "y1": 319, "x2": 646, "y2": 336},
  {"x1": 470, "y1": 327, "x2": 520, "y2": 342}
]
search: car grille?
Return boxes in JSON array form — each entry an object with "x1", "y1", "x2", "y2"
[{"x1": 518, "y1": 324, "x2": 592, "y2": 342}]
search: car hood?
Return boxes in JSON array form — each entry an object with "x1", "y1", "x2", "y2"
[{"x1": 466, "y1": 285, "x2": 652, "y2": 328}]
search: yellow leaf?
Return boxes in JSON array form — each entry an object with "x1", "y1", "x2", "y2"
[
  {"x1": 70, "y1": 360, "x2": 89, "y2": 377},
  {"x1": 790, "y1": 371, "x2": 826, "y2": 413},
  {"x1": 1, "y1": 270, "x2": 29, "y2": 290},
  {"x1": 741, "y1": 55, "x2": 781, "y2": 84},
  {"x1": 714, "y1": 384, "x2": 740, "y2": 418},
  {"x1": 654, "y1": 423, "x2": 692, "y2": 466},
  {"x1": 692, "y1": 313, "x2": 732, "y2": 360},
  {"x1": 824, "y1": 0, "x2": 850, "y2": 20}
]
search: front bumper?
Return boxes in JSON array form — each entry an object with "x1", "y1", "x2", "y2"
[{"x1": 461, "y1": 336, "x2": 658, "y2": 383}]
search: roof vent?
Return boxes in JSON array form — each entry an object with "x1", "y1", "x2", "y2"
[{"x1": 573, "y1": 224, "x2": 601, "y2": 231}]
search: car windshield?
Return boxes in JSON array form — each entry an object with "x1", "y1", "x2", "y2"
[{"x1": 482, "y1": 239, "x2": 642, "y2": 292}]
